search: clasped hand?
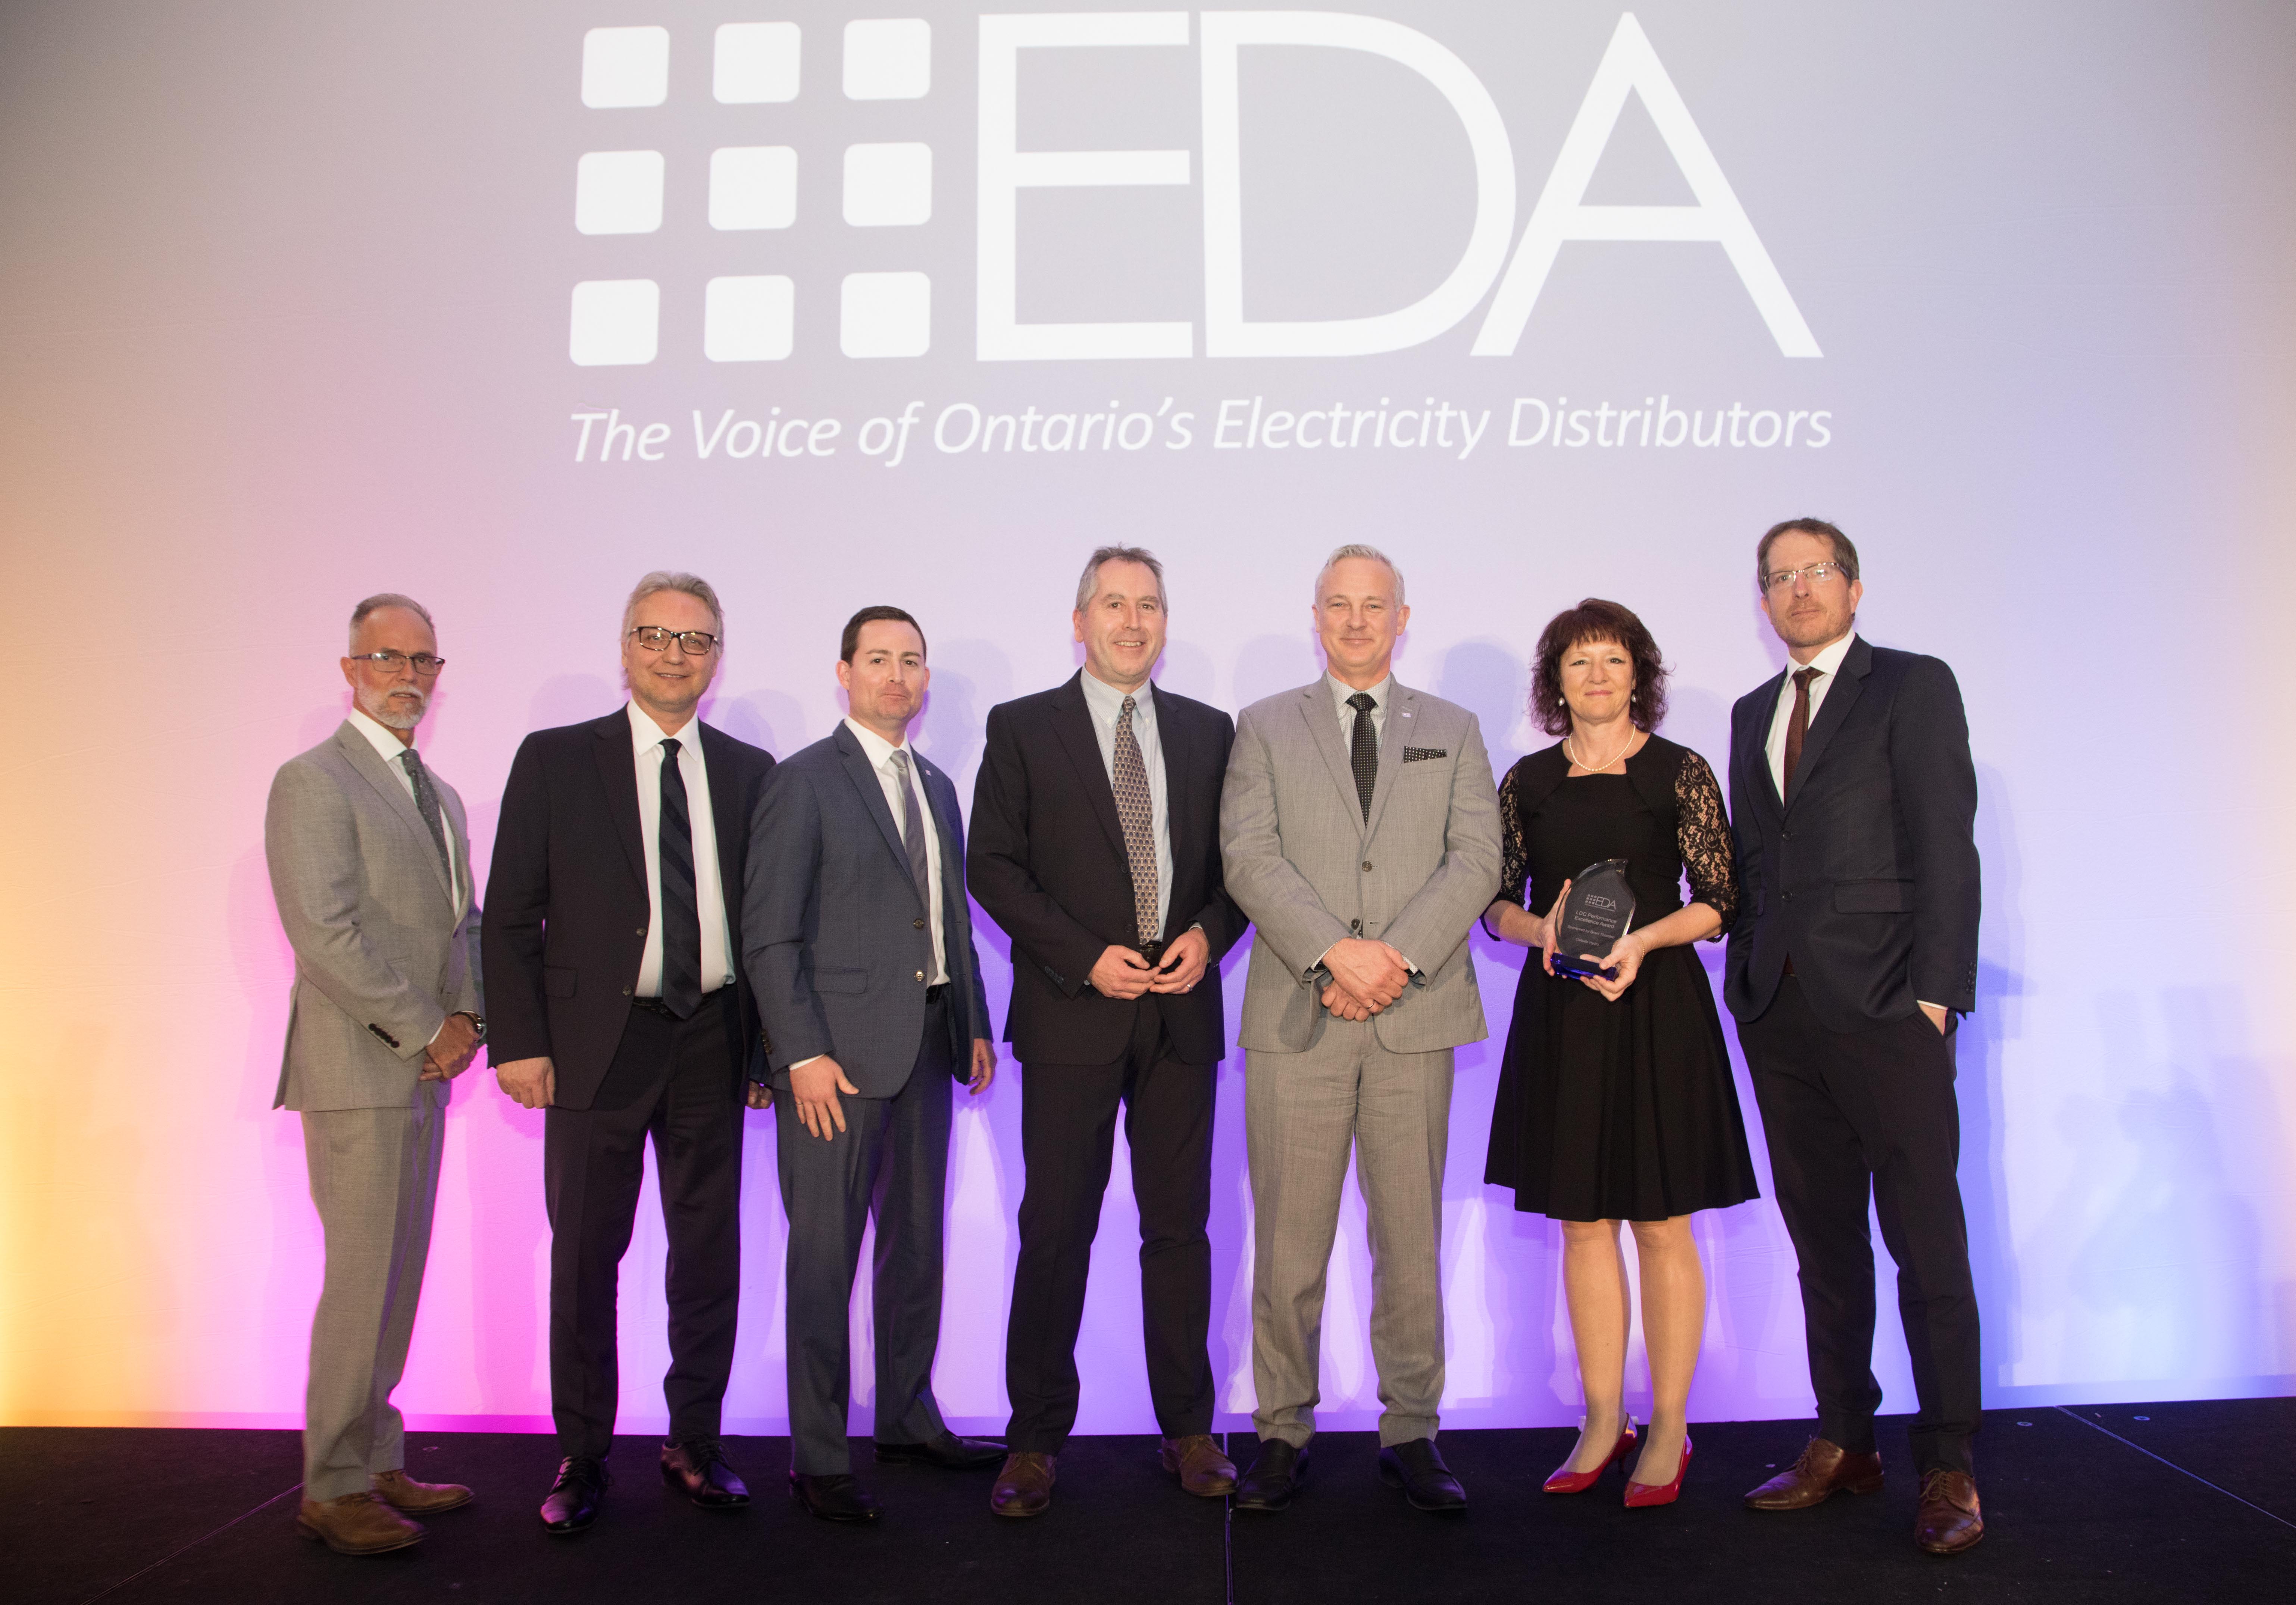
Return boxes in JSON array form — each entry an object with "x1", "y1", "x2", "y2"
[
  {"x1": 1319, "y1": 937, "x2": 1411, "y2": 1021},
  {"x1": 1089, "y1": 928, "x2": 1210, "y2": 999},
  {"x1": 419, "y1": 1012, "x2": 481, "y2": 1082}
]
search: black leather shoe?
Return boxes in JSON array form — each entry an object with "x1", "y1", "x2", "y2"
[
  {"x1": 873, "y1": 1433, "x2": 1006, "y2": 1470},
  {"x1": 1234, "y1": 1440, "x2": 1308, "y2": 1512},
  {"x1": 660, "y1": 1439, "x2": 750, "y2": 1508},
  {"x1": 1379, "y1": 1438, "x2": 1467, "y2": 1513},
  {"x1": 789, "y1": 1471, "x2": 882, "y2": 1523},
  {"x1": 539, "y1": 1456, "x2": 609, "y2": 1534}
]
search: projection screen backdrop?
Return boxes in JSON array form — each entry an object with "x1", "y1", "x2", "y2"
[{"x1": 3, "y1": 0, "x2": 2293, "y2": 1434}]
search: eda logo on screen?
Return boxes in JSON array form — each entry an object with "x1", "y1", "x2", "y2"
[{"x1": 567, "y1": 12, "x2": 1818, "y2": 367}]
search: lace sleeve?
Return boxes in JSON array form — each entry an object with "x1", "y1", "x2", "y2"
[
  {"x1": 1496, "y1": 761, "x2": 1530, "y2": 911},
  {"x1": 1675, "y1": 748, "x2": 1738, "y2": 938}
]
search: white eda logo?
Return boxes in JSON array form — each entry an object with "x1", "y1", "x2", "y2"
[{"x1": 569, "y1": 11, "x2": 1817, "y2": 367}]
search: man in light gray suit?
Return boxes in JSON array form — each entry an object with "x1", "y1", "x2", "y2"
[
  {"x1": 265, "y1": 594, "x2": 485, "y2": 1555},
  {"x1": 1220, "y1": 545, "x2": 1502, "y2": 1515}
]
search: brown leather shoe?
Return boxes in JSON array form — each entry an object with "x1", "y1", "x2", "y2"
[
  {"x1": 372, "y1": 1467, "x2": 473, "y2": 1514},
  {"x1": 1915, "y1": 1469, "x2": 1984, "y2": 1554},
  {"x1": 1743, "y1": 1437, "x2": 1885, "y2": 1510},
  {"x1": 1160, "y1": 1434, "x2": 1238, "y2": 1497},
  {"x1": 297, "y1": 1490, "x2": 423, "y2": 1554},
  {"x1": 990, "y1": 1451, "x2": 1056, "y2": 1518}
]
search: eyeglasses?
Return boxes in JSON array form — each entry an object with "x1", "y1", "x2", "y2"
[
  {"x1": 351, "y1": 650, "x2": 445, "y2": 675},
  {"x1": 630, "y1": 626, "x2": 720, "y2": 655},
  {"x1": 1760, "y1": 562, "x2": 1848, "y2": 593}
]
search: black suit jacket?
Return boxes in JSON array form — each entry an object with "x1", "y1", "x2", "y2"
[
  {"x1": 483, "y1": 709, "x2": 776, "y2": 1110},
  {"x1": 1724, "y1": 636, "x2": 1980, "y2": 1034},
  {"x1": 742, "y1": 723, "x2": 993, "y2": 1098},
  {"x1": 968, "y1": 673, "x2": 1245, "y2": 1066}
]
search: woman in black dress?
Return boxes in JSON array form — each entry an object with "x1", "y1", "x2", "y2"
[{"x1": 1483, "y1": 599, "x2": 1757, "y2": 1507}]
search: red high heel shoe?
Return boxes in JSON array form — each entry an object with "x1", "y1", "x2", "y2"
[
  {"x1": 1623, "y1": 1433, "x2": 1693, "y2": 1507},
  {"x1": 1543, "y1": 1414, "x2": 1637, "y2": 1494}
]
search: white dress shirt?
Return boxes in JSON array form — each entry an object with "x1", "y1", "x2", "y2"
[
  {"x1": 1327, "y1": 671, "x2": 1395, "y2": 745},
  {"x1": 842, "y1": 716, "x2": 949, "y2": 985},
  {"x1": 1764, "y1": 630, "x2": 1856, "y2": 800},
  {"x1": 1077, "y1": 669, "x2": 1173, "y2": 936},
  {"x1": 347, "y1": 707, "x2": 466, "y2": 922},
  {"x1": 628, "y1": 704, "x2": 735, "y2": 999}
]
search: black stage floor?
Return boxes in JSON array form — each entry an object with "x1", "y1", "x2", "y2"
[{"x1": 6, "y1": 1401, "x2": 2291, "y2": 1604}]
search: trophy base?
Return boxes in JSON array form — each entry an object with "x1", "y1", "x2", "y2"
[{"x1": 1549, "y1": 949, "x2": 1617, "y2": 982}]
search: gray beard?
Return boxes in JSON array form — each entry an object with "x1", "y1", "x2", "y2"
[{"x1": 357, "y1": 684, "x2": 426, "y2": 732}]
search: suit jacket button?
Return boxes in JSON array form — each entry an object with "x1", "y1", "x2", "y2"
[
  {"x1": 635, "y1": 927, "x2": 645, "y2": 936},
  {"x1": 913, "y1": 918, "x2": 926, "y2": 930},
  {"x1": 916, "y1": 970, "x2": 926, "y2": 982},
  {"x1": 623, "y1": 986, "x2": 633, "y2": 996},
  {"x1": 1350, "y1": 919, "x2": 1363, "y2": 933},
  {"x1": 1361, "y1": 861, "x2": 1373, "y2": 872}
]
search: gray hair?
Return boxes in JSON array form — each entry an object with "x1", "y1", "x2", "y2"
[
  {"x1": 1314, "y1": 543, "x2": 1405, "y2": 606},
  {"x1": 1074, "y1": 544, "x2": 1167, "y2": 612},
  {"x1": 622, "y1": 570, "x2": 724, "y2": 636},
  {"x1": 348, "y1": 592, "x2": 434, "y2": 651}
]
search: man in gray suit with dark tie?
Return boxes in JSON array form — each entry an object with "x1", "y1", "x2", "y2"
[
  {"x1": 743, "y1": 606, "x2": 1004, "y2": 1523},
  {"x1": 1220, "y1": 546, "x2": 1502, "y2": 1515},
  {"x1": 265, "y1": 594, "x2": 484, "y2": 1555}
]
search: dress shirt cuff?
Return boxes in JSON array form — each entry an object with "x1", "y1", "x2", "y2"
[{"x1": 789, "y1": 1054, "x2": 826, "y2": 1071}]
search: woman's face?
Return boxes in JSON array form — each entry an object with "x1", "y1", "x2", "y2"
[{"x1": 1560, "y1": 636, "x2": 1635, "y2": 725}]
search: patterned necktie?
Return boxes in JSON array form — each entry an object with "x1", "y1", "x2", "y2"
[
  {"x1": 1347, "y1": 691, "x2": 1379, "y2": 821},
  {"x1": 656, "y1": 737, "x2": 703, "y2": 1019},
  {"x1": 889, "y1": 749, "x2": 934, "y2": 920},
  {"x1": 1782, "y1": 666, "x2": 1821, "y2": 802},
  {"x1": 1111, "y1": 695, "x2": 1161, "y2": 945},
  {"x1": 398, "y1": 747, "x2": 454, "y2": 895}
]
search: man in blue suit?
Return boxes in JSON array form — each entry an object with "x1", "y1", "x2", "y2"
[
  {"x1": 743, "y1": 605, "x2": 1003, "y2": 1523},
  {"x1": 1724, "y1": 520, "x2": 1985, "y2": 1556}
]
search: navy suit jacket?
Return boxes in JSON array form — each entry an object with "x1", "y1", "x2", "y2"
[
  {"x1": 742, "y1": 722, "x2": 993, "y2": 1098},
  {"x1": 967, "y1": 673, "x2": 1245, "y2": 1066},
  {"x1": 1724, "y1": 636, "x2": 1981, "y2": 1034},
  {"x1": 482, "y1": 711, "x2": 775, "y2": 1110}
]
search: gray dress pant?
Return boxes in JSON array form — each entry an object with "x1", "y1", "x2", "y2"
[
  {"x1": 778, "y1": 993, "x2": 956, "y2": 1474},
  {"x1": 1246, "y1": 1020, "x2": 1454, "y2": 1449},
  {"x1": 300, "y1": 1079, "x2": 444, "y2": 1501}
]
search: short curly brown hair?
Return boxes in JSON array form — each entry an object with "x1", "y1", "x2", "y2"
[{"x1": 1530, "y1": 599, "x2": 1668, "y2": 737}]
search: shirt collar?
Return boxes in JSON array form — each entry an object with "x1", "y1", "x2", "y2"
[
  {"x1": 628, "y1": 702, "x2": 698, "y2": 754},
  {"x1": 1079, "y1": 668, "x2": 1152, "y2": 720},
  {"x1": 1791, "y1": 630, "x2": 1857, "y2": 683},
  {"x1": 1327, "y1": 671, "x2": 1393, "y2": 715},
  {"x1": 842, "y1": 715, "x2": 913, "y2": 769},
  {"x1": 346, "y1": 706, "x2": 418, "y2": 765}
]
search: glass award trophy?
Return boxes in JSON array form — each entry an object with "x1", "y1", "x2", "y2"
[{"x1": 1550, "y1": 859, "x2": 1637, "y2": 982}]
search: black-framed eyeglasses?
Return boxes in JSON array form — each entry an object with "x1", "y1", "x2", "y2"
[
  {"x1": 351, "y1": 650, "x2": 445, "y2": 675},
  {"x1": 629, "y1": 626, "x2": 720, "y2": 655},
  {"x1": 1760, "y1": 562, "x2": 1848, "y2": 593}
]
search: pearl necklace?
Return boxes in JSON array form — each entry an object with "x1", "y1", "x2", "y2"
[{"x1": 1565, "y1": 728, "x2": 1635, "y2": 774}]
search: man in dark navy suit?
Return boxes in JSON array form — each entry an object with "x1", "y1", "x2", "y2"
[
  {"x1": 743, "y1": 606, "x2": 1002, "y2": 1524},
  {"x1": 1724, "y1": 520, "x2": 1985, "y2": 1555},
  {"x1": 967, "y1": 546, "x2": 1246, "y2": 1517},
  {"x1": 485, "y1": 572, "x2": 776, "y2": 1535}
]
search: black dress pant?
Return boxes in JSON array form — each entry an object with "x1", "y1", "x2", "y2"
[
  {"x1": 1739, "y1": 976, "x2": 1981, "y2": 1475},
  {"x1": 1005, "y1": 1000, "x2": 1215, "y2": 1454},
  {"x1": 544, "y1": 990, "x2": 742, "y2": 1460},
  {"x1": 777, "y1": 993, "x2": 955, "y2": 1475}
]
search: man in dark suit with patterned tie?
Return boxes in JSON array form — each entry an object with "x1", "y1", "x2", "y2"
[
  {"x1": 1724, "y1": 520, "x2": 1986, "y2": 1555},
  {"x1": 967, "y1": 547, "x2": 1246, "y2": 1517},
  {"x1": 484, "y1": 572, "x2": 776, "y2": 1535},
  {"x1": 743, "y1": 606, "x2": 1003, "y2": 1524}
]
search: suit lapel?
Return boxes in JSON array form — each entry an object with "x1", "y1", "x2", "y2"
[
  {"x1": 835, "y1": 723, "x2": 915, "y2": 885},
  {"x1": 1051, "y1": 673, "x2": 1129, "y2": 865},
  {"x1": 332, "y1": 723, "x2": 455, "y2": 907},
  {"x1": 698, "y1": 723, "x2": 745, "y2": 922},
  {"x1": 1744, "y1": 670, "x2": 1788, "y2": 819},
  {"x1": 1298, "y1": 683, "x2": 1367, "y2": 836},
  {"x1": 1783, "y1": 637, "x2": 1871, "y2": 815},
  {"x1": 1150, "y1": 683, "x2": 1197, "y2": 867},
  {"x1": 591, "y1": 711, "x2": 649, "y2": 892},
  {"x1": 1361, "y1": 682, "x2": 1414, "y2": 841}
]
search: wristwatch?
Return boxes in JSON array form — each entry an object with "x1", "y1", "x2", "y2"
[{"x1": 454, "y1": 1010, "x2": 488, "y2": 1042}]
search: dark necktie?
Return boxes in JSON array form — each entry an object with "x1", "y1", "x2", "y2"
[
  {"x1": 656, "y1": 737, "x2": 703, "y2": 1018},
  {"x1": 398, "y1": 747, "x2": 454, "y2": 896},
  {"x1": 1347, "y1": 691, "x2": 1379, "y2": 821},
  {"x1": 1111, "y1": 695, "x2": 1161, "y2": 944},
  {"x1": 889, "y1": 749, "x2": 934, "y2": 924},
  {"x1": 1781, "y1": 666, "x2": 1821, "y2": 802}
]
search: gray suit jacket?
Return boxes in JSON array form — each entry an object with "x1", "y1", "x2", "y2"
[
  {"x1": 743, "y1": 724, "x2": 994, "y2": 1099},
  {"x1": 265, "y1": 721, "x2": 481, "y2": 1111},
  {"x1": 1221, "y1": 679, "x2": 1501, "y2": 1054}
]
